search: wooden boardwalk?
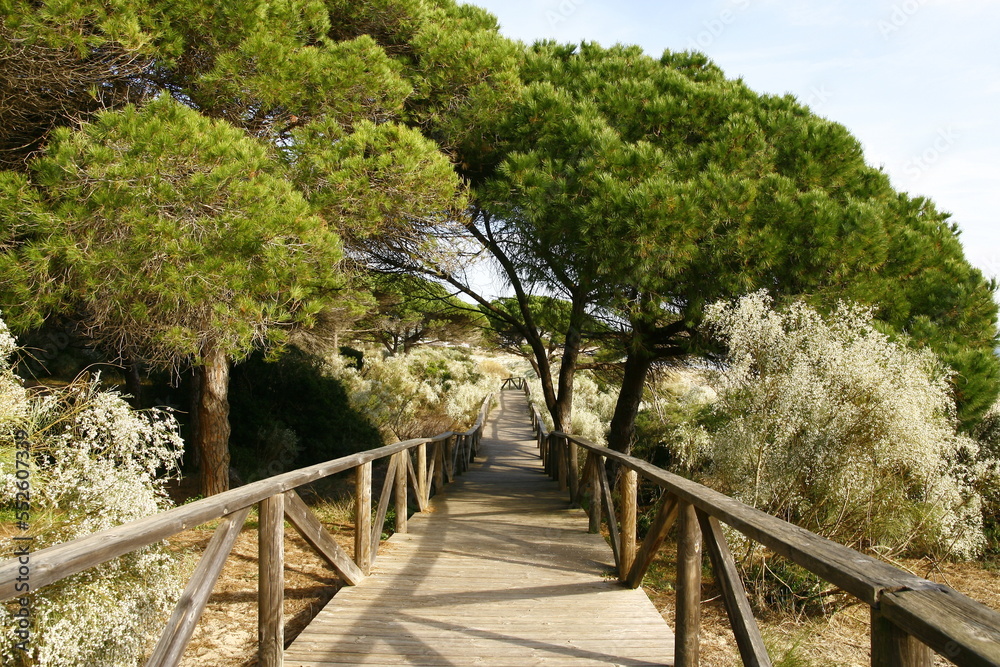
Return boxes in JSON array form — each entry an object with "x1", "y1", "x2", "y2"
[{"x1": 284, "y1": 390, "x2": 675, "y2": 666}]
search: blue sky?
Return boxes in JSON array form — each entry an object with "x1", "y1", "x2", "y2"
[{"x1": 460, "y1": 0, "x2": 1000, "y2": 285}]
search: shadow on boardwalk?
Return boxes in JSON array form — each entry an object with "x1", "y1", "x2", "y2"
[{"x1": 284, "y1": 390, "x2": 675, "y2": 666}]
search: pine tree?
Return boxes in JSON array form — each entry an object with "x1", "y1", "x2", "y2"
[
  {"x1": 469, "y1": 42, "x2": 998, "y2": 447},
  {"x1": 0, "y1": 96, "x2": 343, "y2": 495}
]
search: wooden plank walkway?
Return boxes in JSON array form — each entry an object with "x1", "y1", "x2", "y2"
[{"x1": 285, "y1": 390, "x2": 675, "y2": 666}]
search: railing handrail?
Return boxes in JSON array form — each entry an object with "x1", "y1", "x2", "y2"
[
  {"x1": 517, "y1": 376, "x2": 1000, "y2": 666},
  {"x1": 1, "y1": 436, "x2": 423, "y2": 601},
  {"x1": 551, "y1": 431, "x2": 926, "y2": 605},
  {"x1": 0, "y1": 393, "x2": 496, "y2": 602},
  {"x1": 1, "y1": 390, "x2": 495, "y2": 667}
]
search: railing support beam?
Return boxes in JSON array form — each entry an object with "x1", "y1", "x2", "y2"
[
  {"x1": 355, "y1": 462, "x2": 372, "y2": 576},
  {"x1": 394, "y1": 451, "x2": 408, "y2": 534},
  {"x1": 433, "y1": 439, "x2": 445, "y2": 493},
  {"x1": 871, "y1": 607, "x2": 932, "y2": 667},
  {"x1": 619, "y1": 468, "x2": 638, "y2": 579},
  {"x1": 697, "y1": 510, "x2": 770, "y2": 667},
  {"x1": 568, "y1": 439, "x2": 580, "y2": 506},
  {"x1": 676, "y1": 501, "x2": 702, "y2": 667},
  {"x1": 557, "y1": 436, "x2": 568, "y2": 492},
  {"x1": 626, "y1": 493, "x2": 678, "y2": 589},
  {"x1": 416, "y1": 443, "x2": 428, "y2": 509},
  {"x1": 258, "y1": 493, "x2": 285, "y2": 667},
  {"x1": 584, "y1": 453, "x2": 601, "y2": 534},
  {"x1": 147, "y1": 507, "x2": 252, "y2": 667}
]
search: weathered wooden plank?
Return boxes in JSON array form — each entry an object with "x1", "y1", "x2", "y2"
[
  {"x1": 355, "y1": 462, "x2": 372, "y2": 576},
  {"x1": 582, "y1": 453, "x2": 601, "y2": 534},
  {"x1": 287, "y1": 657, "x2": 667, "y2": 667},
  {"x1": 296, "y1": 622, "x2": 673, "y2": 636},
  {"x1": 557, "y1": 436, "x2": 569, "y2": 492},
  {"x1": 880, "y1": 587, "x2": 1000, "y2": 667},
  {"x1": 394, "y1": 452, "x2": 408, "y2": 534},
  {"x1": 626, "y1": 493, "x2": 679, "y2": 589},
  {"x1": 146, "y1": 507, "x2": 251, "y2": 667},
  {"x1": 259, "y1": 493, "x2": 285, "y2": 667},
  {"x1": 568, "y1": 439, "x2": 580, "y2": 506},
  {"x1": 697, "y1": 510, "x2": 770, "y2": 667},
  {"x1": 284, "y1": 489, "x2": 363, "y2": 586},
  {"x1": 454, "y1": 434, "x2": 466, "y2": 475},
  {"x1": 619, "y1": 468, "x2": 638, "y2": 579},
  {"x1": 430, "y1": 441, "x2": 442, "y2": 498},
  {"x1": 416, "y1": 443, "x2": 428, "y2": 509},
  {"x1": 676, "y1": 502, "x2": 702, "y2": 667},
  {"x1": 444, "y1": 436, "x2": 455, "y2": 483},
  {"x1": 596, "y1": 456, "x2": 621, "y2": 570},
  {"x1": 405, "y1": 452, "x2": 424, "y2": 513}
]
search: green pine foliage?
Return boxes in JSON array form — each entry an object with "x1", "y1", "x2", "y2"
[
  {"x1": 288, "y1": 119, "x2": 465, "y2": 256},
  {"x1": 353, "y1": 273, "x2": 483, "y2": 355},
  {"x1": 0, "y1": 94, "x2": 341, "y2": 368},
  {"x1": 474, "y1": 40, "x2": 998, "y2": 430}
]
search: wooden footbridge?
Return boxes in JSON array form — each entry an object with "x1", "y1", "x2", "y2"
[
  {"x1": 3, "y1": 382, "x2": 1000, "y2": 667},
  {"x1": 285, "y1": 389, "x2": 672, "y2": 665}
]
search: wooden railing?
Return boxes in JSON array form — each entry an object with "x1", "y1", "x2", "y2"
[
  {"x1": 522, "y1": 381, "x2": 1000, "y2": 667},
  {"x1": 500, "y1": 376, "x2": 526, "y2": 390},
  {"x1": 0, "y1": 393, "x2": 494, "y2": 667}
]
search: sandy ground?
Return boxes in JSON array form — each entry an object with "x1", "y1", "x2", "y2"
[{"x1": 168, "y1": 521, "x2": 348, "y2": 667}]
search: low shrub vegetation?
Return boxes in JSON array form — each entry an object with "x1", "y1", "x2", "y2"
[
  {"x1": 703, "y1": 292, "x2": 986, "y2": 560},
  {"x1": 0, "y1": 314, "x2": 185, "y2": 666}
]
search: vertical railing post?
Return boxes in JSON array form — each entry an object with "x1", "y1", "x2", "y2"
[
  {"x1": 588, "y1": 453, "x2": 602, "y2": 534},
  {"x1": 259, "y1": 493, "x2": 284, "y2": 667},
  {"x1": 871, "y1": 607, "x2": 932, "y2": 667},
  {"x1": 355, "y1": 462, "x2": 372, "y2": 576},
  {"x1": 568, "y1": 438, "x2": 580, "y2": 506},
  {"x1": 552, "y1": 436, "x2": 561, "y2": 481},
  {"x1": 416, "y1": 443, "x2": 428, "y2": 509},
  {"x1": 619, "y1": 468, "x2": 637, "y2": 579},
  {"x1": 676, "y1": 502, "x2": 703, "y2": 667},
  {"x1": 557, "y1": 436, "x2": 569, "y2": 492},
  {"x1": 433, "y1": 440, "x2": 445, "y2": 493},
  {"x1": 445, "y1": 436, "x2": 455, "y2": 482},
  {"x1": 394, "y1": 452, "x2": 408, "y2": 534}
]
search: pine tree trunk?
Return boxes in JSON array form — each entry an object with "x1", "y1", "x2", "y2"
[
  {"x1": 607, "y1": 341, "x2": 654, "y2": 455},
  {"x1": 554, "y1": 296, "x2": 588, "y2": 432},
  {"x1": 195, "y1": 344, "x2": 232, "y2": 496},
  {"x1": 524, "y1": 335, "x2": 561, "y2": 431}
]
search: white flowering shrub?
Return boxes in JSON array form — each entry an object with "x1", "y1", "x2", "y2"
[
  {"x1": 525, "y1": 369, "x2": 617, "y2": 445},
  {"x1": 634, "y1": 370, "x2": 716, "y2": 473},
  {"x1": 704, "y1": 292, "x2": 985, "y2": 559},
  {"x1": 972, "y1": 401, "x2": 1000, "y2": 551},
  {"x1": 324, "y1": 348, "x2": 509, "y2": 441},
  {"x1": 0, "y1": 315, "x2": 185, "y2": 666}
]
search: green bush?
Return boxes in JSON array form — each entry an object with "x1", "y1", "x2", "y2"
[{"x1": 228, "y1": 347, "x2": 383, "y2": 480}]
